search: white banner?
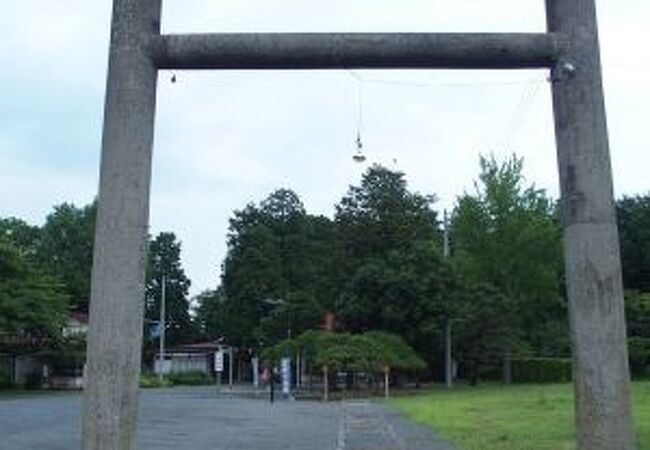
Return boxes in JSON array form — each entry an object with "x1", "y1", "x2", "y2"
[{"x1": 214, "y1": 350, "x2": 224, "y2": 372}]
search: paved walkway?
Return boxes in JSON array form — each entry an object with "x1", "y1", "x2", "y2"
[
  {"x1": 339, "y1": 400, "x2": 453, "y2": 450},
  {"x1": 0, "y1": 386, "x2": 452, "y2": 450}
]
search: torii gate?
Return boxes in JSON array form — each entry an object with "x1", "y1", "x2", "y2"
[{"x1": 83, "y1": 1, "x2": 635, "y2": 449}]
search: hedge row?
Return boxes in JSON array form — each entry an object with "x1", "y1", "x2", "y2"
[
  {"x1": 140, "y1": 370, "x2": 213, "y2": 388},
  {"x1": 511, "y1": 357, "x2": 572, "y2": 383},
  {"x1": 0, "y1": 369, "x2": 12, "y2": 389},
  {"x1": 628, "y1": 337, "x2": 650, "y2": 379}
]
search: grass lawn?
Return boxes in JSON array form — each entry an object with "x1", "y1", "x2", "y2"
[{"x1": 392, "y1": 381, "x2": 650, "y2": 450}]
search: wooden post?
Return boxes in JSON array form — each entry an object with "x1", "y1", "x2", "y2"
[
  {"x1": 547, "y1": 0, "x2": 635, "y2": 448},
  {"x1": 82, "y1": 1, "x2": 161, "y2": 449},
  {"x1": 383, "y1": 366, "x2": 390, "y2": 399}
]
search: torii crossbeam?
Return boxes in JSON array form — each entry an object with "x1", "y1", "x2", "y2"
[{"x1": 83, "y1": 1, "x2": 635, "y2": 449}]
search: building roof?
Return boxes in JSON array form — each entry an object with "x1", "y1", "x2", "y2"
[{"x1": 166, "y1": 340, "x2": 232, "y2": 354}]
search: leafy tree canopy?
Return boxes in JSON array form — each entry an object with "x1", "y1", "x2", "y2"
[
  {"x1": 145, "y1": 232, "x2": 195, "y2": 346},
  {"x1": 451, "y1": 154, "x2": 563, "y2": 335},
  {"x1": 617, "y1": 194, "x2": 650, "y2": 292},
  {"x1": 36, "y1": 202, "x2": 96, "y2": 312},
  {"x1": 0, "y1": 238, "x2": 69, "y2": 348}
]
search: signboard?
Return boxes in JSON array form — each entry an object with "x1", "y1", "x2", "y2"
[
  {"x1": 252, "y1": 357, "x2": 259, "y2": 387},
  {"x1": 214, "y1": 350, "x2": 224, "y2": 372}
]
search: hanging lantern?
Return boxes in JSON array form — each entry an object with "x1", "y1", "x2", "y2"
[{"x1": 352, "y1": 132, "x2": 366, "y2": 163}]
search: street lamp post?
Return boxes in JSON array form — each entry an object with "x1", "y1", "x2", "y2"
[{"x1": 157, "y1": 274, "x2": 166, "y2": 382}]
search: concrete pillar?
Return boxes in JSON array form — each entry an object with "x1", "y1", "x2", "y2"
[
  {"x1": 546, "y1": 0, "x2": 635, "y2": 448},
  {"x1": 82, "y1": 1, "x2": 161, "y2": 449}
]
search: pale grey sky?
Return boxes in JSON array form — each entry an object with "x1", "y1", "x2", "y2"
[{"x1": 1, "y1": 1, "x2": 648, "y2": 296}]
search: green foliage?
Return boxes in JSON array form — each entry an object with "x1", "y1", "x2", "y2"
[
  {"x1": 166, "y1": 370, "x2": 213, "y2": 386},
  {"x1": 335, "y1": 164, "x2": 437, "y2": 264},
  {"x1": 221, "y1": 189, "x2": 335, "y2": 348},
  {"x1": 36, "y1": 202, "x2": 96, "y2": 312},
  {"x1": 627, "y1": 291, "x2": 650, "y2": 337},
  {"x1": 334, "y1": 166, "x2": 452, "y2": 362},
  {"x1": 139, "y1": 370, "x2": 212, "y2": 387},
  {"x1": 338, "y1": 242, "x2": 454, "y2": 345},
  {"x1": 145, "y1": 232, "x2": 196, "y2": 347},
  {"x1": 0, "y1": 239, "x2": 69, "y2": 345},
  {"x1": 510, "y1": 357, "x2": 572, "y2": 383},
  {"x1": 24, "y1": 372, "x2": 43, "y2": 390},
  {"x1": 451, "y1": 154, "x2": 564, "y2": 373},
  {"x1": 0, "y1": 218, "x2": 40, "y2": 260},
  {"x1": 452, "y1": 283, "x2": 519, "y2": 382},
  {"x1": 260, "y1": 338, "x2": 299, "y2": 364},
  {"x1": 0, "y1": 368, "x2": 12, "y2": 389},
  {"x1": 311, "y1": 333, "x2": 379, "y2": 372},
  {"x1": 393, "y1": 382, "x2": 650, "y2": 450},
  {"x1": 452, "y1": 154, "x2": 562, "y2": 312},
  {"x1": 617, "y1": 194, "x2": 650, "y2": 292},
  {"x1": 363, "y1": 331, "x2": 426, "y2": 370},
  {"x1": 139, "y1": 373, "x2": 172, "y2": 388},
  {"x1": 194, "y1": 288, "x2": 231, "y2": 340},
  {"x1": 626, "y1": 292, "x2": 650, "y2": 378},
  {"x1": 263, "y1": 330, "x2": 425, "y2": 375},
  {"x1": 628, "y1": 338, "x2": 650, "y2": 379}
]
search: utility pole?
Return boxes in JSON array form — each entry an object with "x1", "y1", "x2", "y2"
[
  {"x1": 158, "y1": 274, "x2": 166, "y2": 382},
  {"x1": 443, "y1": 210, "x2": 453, "y2": 388}
]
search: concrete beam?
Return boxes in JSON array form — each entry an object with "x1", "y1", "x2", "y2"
[
  {"x1": 151, "y1": 32, "x2": 562, "y2": 70},
  {"x1": 547, "y1": 0, "x2": 635, "y2": 448}
]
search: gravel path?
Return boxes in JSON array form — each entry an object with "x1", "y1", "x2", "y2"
[{"x1": 0, "y1": 386, "x2": 452, "y2": 450}]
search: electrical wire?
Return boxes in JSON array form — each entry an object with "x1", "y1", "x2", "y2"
[{"x1": 492, "y1": 75, "x2": 546, "y2": 154}]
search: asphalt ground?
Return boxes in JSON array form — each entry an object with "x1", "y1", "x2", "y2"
[{"x1": 0, "y1": 386, "x2": 452, "y2": 450}]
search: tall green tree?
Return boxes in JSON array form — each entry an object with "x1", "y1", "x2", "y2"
[
  {"x1": 221, "y1": 189, "x2": 336, "y2": 348},
  {"x1": 222, "y1": 204, "x2": 285, "y2": 347},
  {"x1": 145, "y1": 232, "x2": 195, "y2": 347},
  {"x1": 0, "y1": 238, "x2": 69, "y2": 348},
  {"x1": 194, "y1": 288, "x2": 230, "y2": 339},
  {"x1": 451, "y1": 154, "x2": 564, "y2": 376},
  {"x1": 335, "y1": 164, "x2": 438, "y2": 264},
  {"x1": 36, "y1": 202, "x2": 96, "y2": 312},
  {"x1": 334, "y1": 165, "x2": 451, "y2": 364},
  {"x1": 617, "y1": 194, "x2": 650, "y2": 292},
  {"x1": 0, "y1": 218, "x2": 41, "y2": 260}
]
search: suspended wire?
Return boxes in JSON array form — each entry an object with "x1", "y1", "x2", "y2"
[
  {"x1": 347, "y1": 70, "x2": 367, "y2": 162},
  {"x1": 491, "y1": 75, "x2": 546, "y2": 154},
  {"x1": 342, "y1": 64, "x2": 639, "y2": 167},
  {"x1": 345, "y1": 70, "x2": 543, "y2": 89},
  {"x1": 357, "y1": 76, "x2": 542, "y2": 89}
]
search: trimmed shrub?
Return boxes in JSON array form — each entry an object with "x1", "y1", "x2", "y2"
[
  {"x1": 511, "y1": 357, "x2": 572, "y2": 383},
  {"x1": 166, "y1": 370, "x2": 213, "y2": 386},
  {"x1": 628, "y1": 337, "x2": 650, "y2": 379},
  {"x1": 24, "y1": 372, "x2": 43, "y2": 389},
  {"x1": 139, "y1": 373, "x2": 172, "y2": 388},
  {"x1": 0, "y1": 369, "x2": 13, "y2": 389}
]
